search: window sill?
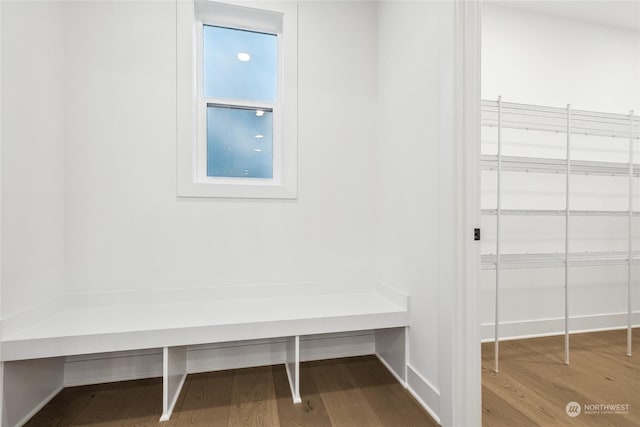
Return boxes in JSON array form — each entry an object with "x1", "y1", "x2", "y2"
[{"x1": 177, "y1": 180, "x2": 297, "y2": 199}]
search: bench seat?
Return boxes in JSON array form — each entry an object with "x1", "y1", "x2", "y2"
[
  {"x1": 0, "y1": 281, "x2": 409, "y2": 425},
  {"x1": 2, "y1": 290, "x2": 407, "y2": 361}
]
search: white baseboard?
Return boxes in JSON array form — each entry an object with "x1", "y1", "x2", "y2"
[
  {"x1": 64, "y1": 332, "x2": 374, "y2": 387},
  {"x1": 406, "y1": 364, "x2": 441, "y2": 425},
  {"x1": 481, "y1": 311, "x2": 640, "y2": 342},
  {"x1": 374, "y1": 354, "x2": 441, "y2": 425}
]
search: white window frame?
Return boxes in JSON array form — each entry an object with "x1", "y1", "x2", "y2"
[{"x1": 177, "y1": 0, "x2": 298, "y2": 198}]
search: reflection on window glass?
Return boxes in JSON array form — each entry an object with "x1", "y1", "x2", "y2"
[
  {"x1": 203, "y1": 25, "x2": 277, "y2": 102},
  {"x1": 207, "y1": 106, "x2": 273, "y2": 178}
]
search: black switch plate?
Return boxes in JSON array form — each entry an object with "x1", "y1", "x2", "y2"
[{"x1": 474, "y1": 228, "x2": 481, "y2": 241}]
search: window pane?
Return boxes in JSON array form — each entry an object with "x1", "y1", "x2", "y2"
[
  {"x1": 207, "y1": 106, "x2": 273, "y2": 178},
  {"x1": 203, "y1": 25, "x2": 277, "y2": 102}
]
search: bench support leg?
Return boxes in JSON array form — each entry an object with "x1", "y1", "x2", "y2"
[
  {"x1": 1, "y1": 358, "x2": 64, "y2": 427},
  {"x1": 375, "y1": 327, "x2": 408, "y2": 385},
  {"x1": 285, "y1": 335, "x2": 301, "y2": 404},
  {"x1": 160, "y1": 346, "x2": 187, "y2": 422}
]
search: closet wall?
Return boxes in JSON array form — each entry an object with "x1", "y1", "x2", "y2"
[
  {"x1": 483, "y1": 4, "x2": 639, "y2": 112},
  {"x1": 1, "y1": 1, "x2": 66, "y2": 319},
  {"x1": 376, "y1": 0, "x2": 443, "y2": 413},
  {"x1": 481, "y1": 3, "x2": 640, "y2": 340}
]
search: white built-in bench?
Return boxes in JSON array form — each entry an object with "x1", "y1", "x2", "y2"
[{"x1": 0, "y1": 281, "x2": 409, "y2": 426}]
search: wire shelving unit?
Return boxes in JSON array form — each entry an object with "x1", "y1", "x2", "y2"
[{"x1": 482, "y1": 97, "x2": 639, "y2": 372}]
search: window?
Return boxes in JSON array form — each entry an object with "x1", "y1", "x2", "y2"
[{"x1": 177, "y1": 1, "x2": 298, "y2": 198}]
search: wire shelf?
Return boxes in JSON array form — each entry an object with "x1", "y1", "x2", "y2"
[
  {"x1": 481, "y1": 209, "x2": 640, "y2": 217},
  {"x1": 481, "y1": 100, "x2": 640, "y2": 140},
  {"x1": 481, "y1": 251, "x2": 640, "y2": 270},
  {"x1": 481, "y1": 154, "x2": 640, "y2": 177}
]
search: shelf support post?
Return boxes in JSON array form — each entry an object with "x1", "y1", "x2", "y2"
[
  {"x1": 494, "y1": 96, "x2": 502, "y2": 373},
  {"x1": 564, "y1": 104, "x2": 571, "y2": 365},
  {"x1": 628, "y1": 110, "x2": 634, "y2": 357}
]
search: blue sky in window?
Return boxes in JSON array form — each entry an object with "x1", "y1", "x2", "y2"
[
  {"x1": 207, "y1": 106, "x2": 273, "y2": 178},
  {"x1": 203, "y1": 25, "x2": 277, "y2": 102}
]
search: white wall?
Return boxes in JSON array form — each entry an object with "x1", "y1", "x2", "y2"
[
  {"x1": 63, "y1": 1, "x2": 377, "y2": 293},
  {"x1": 376, "y1": 0, "x2": 443, "y2": 418},
  {"x1": 481, "y1": 4, "x2": 640, "y2": 339},
  {"x1": 483, "y1": 4, "x2": 640, "y2": 113},
  {"x1": 1, "y1": 1, "x2": 66, "y2": 318}
]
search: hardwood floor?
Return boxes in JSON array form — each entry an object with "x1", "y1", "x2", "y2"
[
  {"x1": 482, "y1": 328, "x2": 640, "y2": 427},
  {"x1": 23, "y1": 330, "x2": 640, "y2": 426},
  {"x1": 25, "y1": 355, "x2": 438, "y2": 427}
]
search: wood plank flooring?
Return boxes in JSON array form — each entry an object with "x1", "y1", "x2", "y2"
[
  {"x1": 482, "y1": 328, "x2": 640, "y2": 427},
  {"x1": 25, "y1": 355, "x2": 437, "y2": 427}
]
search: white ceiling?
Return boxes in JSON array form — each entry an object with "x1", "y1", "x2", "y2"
[{"x1": 487, "y1": 0, "x2": 640, "y2": 32}]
